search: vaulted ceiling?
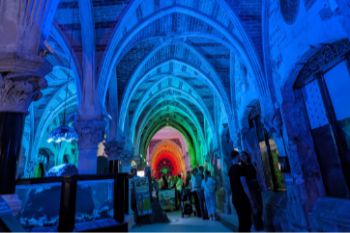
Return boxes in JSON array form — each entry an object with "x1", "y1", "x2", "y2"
[{"x1": 23, "y1": 0, "x2": 266, "y2": 167}]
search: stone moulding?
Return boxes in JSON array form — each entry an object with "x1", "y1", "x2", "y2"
[
  {"x1": 0, "y1": 73, "x2": 47, "y2": 113},
  {"x1": 0, "y1": 52, "x2": 51, "y2": 75},
  {"x1": 294, "y1": 39, "x2": 350, "y2": 89},
  {"x1": 0, "y1": 53, "x2": 51, "y2": 113}
]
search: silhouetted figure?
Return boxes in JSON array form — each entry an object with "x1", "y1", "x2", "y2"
[
  {"x1": 150, "y1": 178, "x2": 170, "y2": 224},
  {"x1": 161, "y1": 175, "x2": 169, "y2": 190},
  {"x1": 129, "y1": 168, "x2": 138, "y2": 223},
  {"x1": 198, "y1": 166, "x2": 209, "y2": 220},
  {"x1": 190, "y1": 168, "x2": 202, "y2": 217},
  {"x1": 202, "y1": 170, "x2": 217, "y2": 220},
  {"x1": 185, "y1": 171, "x2": 191, "y2": 188},
  {"x1": 228, "y1": 150, "x2": 252, "y2": 232},
  {"x1": 240, "y1": 151, "x2": 264, "y2": 231},
  {"x1": 175, "y1": 174, "x2": 183, "y2": 210},
  {"x1": 144, "y1": 166, "x2": 152, "y2": 202}
]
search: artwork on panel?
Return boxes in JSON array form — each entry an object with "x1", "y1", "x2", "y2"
[
  {"x1": 158, "y1": 189, "x2": 176, "y2": 211},
  {"x1": 14, "y1": 182, "x2": 62, "y2": 232},
  {"x1": 134, "y1": 178, "x2": 152, "y2": 216},
  {"x1": 75, "y1": 179, "x2": 114, "y2": 227}
]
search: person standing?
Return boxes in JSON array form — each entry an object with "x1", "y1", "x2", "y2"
[
  {"x1": 190, "y1": 168, "x2": 202, "y2": 217},
  {"x1": 228, "y1": 150, "x2": 252, "y2": 232},
  {"x1": 198, "y1": 166, "x2": 209, "y2": 219},
  {"x1": 175, "y1": 174, "x2": 183, "y2": 210},
  {"x1": 129, "y1": 168, "x2": 139, "y2": 224},
  {"x1": 144, "y1": 165, "x2": 153, "y2": 203},
  {"x1": 240, "y1": 151, "x2": 264, "y2": 231},
  {"x1": 185, "y1": 171, "x2": 191, "y2": 188},
  {"x1": 161, "y1": 174, "x2": 169, "y2": 190},
  {"x1": 202, "y1": 170, "x2": 217, "y2": 220}
]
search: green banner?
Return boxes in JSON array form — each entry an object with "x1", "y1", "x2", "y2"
[
  {"x1": 159, "y1": 189, "x2": 176, "y2": 211},
  {"x1": 134, "y1": 178, "x2": 152, "y2": 216}
]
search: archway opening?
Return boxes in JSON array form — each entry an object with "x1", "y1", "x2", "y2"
[{"x1": 147, "y1": 127, "x2": 190, "y2": 180}]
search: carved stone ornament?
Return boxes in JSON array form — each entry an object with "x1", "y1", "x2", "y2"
[
  {"x1": 104, "y1": 137, "x2": 134, "y2": 162},
  {"x1": 0, "y1": 73, "x2": 47, "y2": 113},
  {"x1": 74, "y1": 119, "x2": 105, "y2": 150},
  {"x1": 263, "y1": 108, "x2": 283, "y2": 135},
  {"x1": 294, "y1": 39, "x2": 350, "y2": 89}
]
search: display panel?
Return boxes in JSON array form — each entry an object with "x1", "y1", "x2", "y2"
[
  {"x1": 15, "y1": 182, "x2": 62, "y2": 232},
  {"x1": 159, "y1": 189, "x2": 176, "y2": 211},
  {"x1": 133, "y1": 177, "x2": 152, "y2": 216},
  {"x1": 74, "y1": 179, "x2": 115, "y2": 231}
]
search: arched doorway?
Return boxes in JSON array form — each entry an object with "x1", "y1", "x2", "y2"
[
  {"x1": 149, "y1": 138, "x2": 188, "y2": 179},
  {"x1": 291, "y1": 39, "x2": 350, "y2": 198}
]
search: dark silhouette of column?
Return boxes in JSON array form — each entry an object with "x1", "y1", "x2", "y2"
[{"x1": 0, "y1": 74, "x2": 47, "y2": 194}]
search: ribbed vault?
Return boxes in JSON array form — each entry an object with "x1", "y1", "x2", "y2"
[
  {"x1": 103, "y1": 0, "x2": 266, "y2": 168},
  {"x1": 19, "y1": 0, "x2": 267, "y2": 176}
]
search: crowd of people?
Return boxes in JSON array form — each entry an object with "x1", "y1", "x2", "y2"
[
  {"x1": 178, "y1": 150, "x2": 264, "y2": 232},
  {"x1": 130, "y1": 149, "x2": 264, "y2": 232},
  {"x1": 185, "y1": 166, "x2": 217, "y2": 221},
  {"x1": 149, "y1": 167, "x2": 217, "y2": 220}
]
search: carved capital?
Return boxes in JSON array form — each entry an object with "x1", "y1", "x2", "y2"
[
  {"x1": 0, "y1": 53, "x2": 50, "y2": 74},
  {"x1": 104, "y1": 137, "x2": 134, "y2": 162},
  {"x1": 74, "y1": 119, "x2": 105, "y2": 150},
  {"x1": 0, "y1": 73, "x2": 47, "y2": 113}
]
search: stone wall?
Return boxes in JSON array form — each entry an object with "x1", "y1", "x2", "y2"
[
  {"x1": 263, "y1": 0, "x2": 350, "y2": 231},
  {"x1": 268, "y1": 0, "x2": 349, "y2": 102},
  {"x1": 309, "y1": 197, "x2": 350, "y2": 231}
]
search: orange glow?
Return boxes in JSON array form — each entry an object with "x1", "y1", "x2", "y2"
[{"x1": 150, "y1": 140, "x2": 186, "y2": 179}]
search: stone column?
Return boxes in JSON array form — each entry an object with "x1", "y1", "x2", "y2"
[
  {"x1": 74, "y1": 119, "x2": 105, "y2": 174},
  {"x1": 104, "y1": 137, "x2": 134, "y2": 174},
  {"x1": 0, "y1": 72, "x2": 47, "y2": 194}
]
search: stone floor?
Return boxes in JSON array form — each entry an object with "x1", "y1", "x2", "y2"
[{"x1": 131, "y1": 211, "x2": 232, "y2": 232}]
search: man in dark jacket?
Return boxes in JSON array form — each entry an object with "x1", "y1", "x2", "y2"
[
  {"x1": 228, "y1": 150, "x2": 252, "y2": 232},
  {"x1": 240, "y1": 151, "x2": 264, "y2": 231}
]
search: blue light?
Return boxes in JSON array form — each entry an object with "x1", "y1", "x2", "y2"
[{"x1": 47, "y1": 125, "x2": 78, "y2": 144}]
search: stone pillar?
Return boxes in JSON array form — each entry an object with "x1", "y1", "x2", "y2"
[
  {"x1": 74, "y1": 119, "x2": 105, "y2": 174},
  {"x1": 104, "y1": 137, "x2": 134, "y2": 174},
  {"x1": 0, "y1": 73, "x2": 47, "y2": 194},
  {"x1": 241, "y1": 126, "x2": 268, "y2": 191}
]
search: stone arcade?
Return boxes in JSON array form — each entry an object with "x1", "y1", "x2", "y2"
[{"x1": 0, "y1": 0, "x2": 350, "y2": 232}]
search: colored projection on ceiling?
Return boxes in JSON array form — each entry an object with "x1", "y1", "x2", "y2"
[{"x1": 150, "y1": 139, "x2": 187, "y2": 179}]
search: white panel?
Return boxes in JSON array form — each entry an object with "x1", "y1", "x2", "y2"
[
  {"x1": 302, "y1": 79, "x2": 329, "y2": 129},
  {"x1": 324, "y1": 61, "x2": 350, "y2": 121}
]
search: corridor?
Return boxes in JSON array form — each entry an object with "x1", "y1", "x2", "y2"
[
  {"x1": 131, "y1": 212, "x2": 231, "y2": 232},
  {"x1": 1, "y1": 0, "x2": 350, "y2": 232}
]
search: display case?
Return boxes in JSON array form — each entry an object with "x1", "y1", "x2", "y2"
[
  {"x1": 12, "y1": 174, "x2": 128, "y2": 232},
  {"x1": 74, "y1": 178, "x2": 117, "y2": 231},
  {"x1": 15, "y1": 178, "x2": 63, "y2": 232}
]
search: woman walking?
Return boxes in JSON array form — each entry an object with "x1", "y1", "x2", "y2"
[{"x1": 202, "y1": 170, "x2": 217, "y2": 220}]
